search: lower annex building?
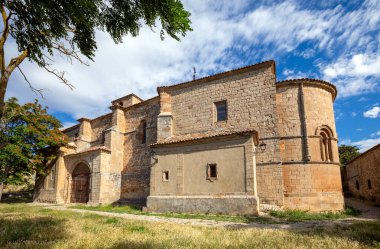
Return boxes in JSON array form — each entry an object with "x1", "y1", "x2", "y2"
[{"x1": 34, "y1": 60, "x2": 344, "y2": 214}]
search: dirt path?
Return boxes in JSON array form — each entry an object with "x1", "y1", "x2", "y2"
[
  {"x1": 345, "y1": 197, "x2": 380, "y2": 219},
  {"x1": 34, "y1": 203, "x2": 378, "y2": 231}
]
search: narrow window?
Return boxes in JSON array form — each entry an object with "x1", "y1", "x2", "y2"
[
  {"x1": 162, "y1": 171, "x2": 169, "y2": 182},
  {"x1": 356, "y1": 180, "x2": 360, "y2": 190},
  {"x1": 142, "y1": 121, "x2": 147, "y2": 144},
  {"x1": 319, "y1": 128, "x2": 333, "y2": 162},
  {"x1": 214, "y1": 101, "x2": 227, "y2": 122},
  {"x1": 100, "y1": 131, "x2": 106, "y2": 144},
  {"x1": 368, "y1": 179, "x2": 372, "y2": 190},
  {"x1": 47, "y1": 165, "x2": 56, "y2": 189},
  {"x1": 207, "y1": 163, "x2": 217, "y2": 181}
]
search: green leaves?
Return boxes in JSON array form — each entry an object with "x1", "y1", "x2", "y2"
[
  {"x1": 5, "y1": 0, "x2": 192, "y2": 67},
  {"x1": 0, "y1": 98, "x2": 67, "y2": 185},
  {"x1": 339, "y1": 144, "x2": 360, "y2": 166}
]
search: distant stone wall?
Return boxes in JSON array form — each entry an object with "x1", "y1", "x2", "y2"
[{"x1": 346, "y1": 145, "x2": 380, "y2": 203}]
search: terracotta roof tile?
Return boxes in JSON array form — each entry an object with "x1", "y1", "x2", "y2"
[
  {"x1": 276, "y1": 78, "x2": 337, "y2": 100},
  {"x1": 64, "y1": 146, "x2": 111, "y2": 157},
  {"x1": 151, "y1": 129, "x2": 257, "y2": 147}
]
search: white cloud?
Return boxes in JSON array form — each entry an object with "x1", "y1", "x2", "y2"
[
  {"x1": 363, "y1": 106, "x2": 380, "y2": 118},
  {"x1": 321, "y1": 53, "x2": 380, "y2": 97},
  {"x1": 282, "y1": 69, "x2": 309, "y2": 79},
  {"x1": 370, "y1": 131, "x2": 380, "y2": 137},
  {"x1": 62, "y1": 122, "x2": 77, "y2": 129},
  {"x1": 351, "y1": 112, "x2": 357, "y2": 117},
  {"x1": 351, "y1": 137, "x2": 380, "y2": 152},
  {"x1": 4, "y1": 0, "x2": 380, "y2": 120}
]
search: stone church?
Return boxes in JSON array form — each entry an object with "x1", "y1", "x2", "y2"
[{"x1": 34, "y1": 60, "x2": 344, "y2": 214}]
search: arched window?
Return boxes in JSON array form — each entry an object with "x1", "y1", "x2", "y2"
[{"x1": 319, "y1": 127, "x2": 333, "y2": 162}]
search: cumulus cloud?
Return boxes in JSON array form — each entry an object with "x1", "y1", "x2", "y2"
[
  {"x1": 351, "y1": 137, "x2": 380, "y2": 152},
  {"x1": 321, "y1": 54, "x2": 380, "y2": 97},
  {"x1": 370, "y1": 131, "x2": 380, "y2": 137},
  {"x1": 363, "y1": 106, "x2": 380, "y2": 118},
  {"x1": 4, "y1": 0, "x2": 380, "y2": 120}
]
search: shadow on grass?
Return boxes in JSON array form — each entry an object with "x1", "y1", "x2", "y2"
[
  {"x1": 294, "y1": 220, "x2": 380, "y2": 247},
  {"x1": 0, "y1": 216, "x2": 67, "y2": 248},
  {"x1": 0, "y1": 191, "x2": 33, "y2": 203}
]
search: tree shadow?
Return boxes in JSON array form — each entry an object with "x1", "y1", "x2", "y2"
[
  {"x1": 291, "y1": 221, "x2": 380, "y2": 247},
  {"x1": 1, "y1": 191, "x2": 33, "y2": 203},
  {"x1": 0, "y1": 216, "x2": 67, "y2": 248}
]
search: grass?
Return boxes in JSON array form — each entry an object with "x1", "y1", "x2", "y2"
[
  {"x1": 70, "y1": 204, "x2": 361, "y2": 224},
  {"x1": 269, "y1": 207, "x2": 361, "y2": 222},
  {"x1": 1, "y1": 203, "x2": 380, "y2": 248},
  {"x1": 70, "y1": 204, "x2": 276, "y2": 224}
]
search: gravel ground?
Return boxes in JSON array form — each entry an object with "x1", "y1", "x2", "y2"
[{"x1": 32, "y1": 202, "x2": 379, "y2": 231}]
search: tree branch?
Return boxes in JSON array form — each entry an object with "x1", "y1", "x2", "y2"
[
  {"x1": 17, "y1": 66, "x2": 45, "y2": 99},
  {"x1": 5, "y1": 50, "x2": 28, "y2": 78},
  {"x1": 42, "y1": 64, "x2": 75, "y2": 90},
  {"x1": 0, "y1": 5, "x2": 11, "y2": 74},
  {"x1": 51, "y1": 42, "x2": 89, "y2": 66}
]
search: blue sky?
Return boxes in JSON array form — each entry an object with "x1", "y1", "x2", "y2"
[{"x1": 4, "y1": 0, "x2": 380, "y2": 152}]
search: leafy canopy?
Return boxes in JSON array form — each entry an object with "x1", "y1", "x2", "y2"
[
  {"x1": 0, "y1": 98, "x2": 67, "y2": 186},
  {"x1": 339, "y1": 144, "x2": 360, "y2": 166},
  {"x1": 6, "y1": 0, "x2": 192, "y2": 67}
]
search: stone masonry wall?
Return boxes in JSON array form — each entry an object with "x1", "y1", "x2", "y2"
[
  {"x1": 121, "y1": 98, "x2": 160, "y2": 203},
  {"x1": 346, "y1": 145, "x2": 380, "y2": 203},
  {"x1": 90, "y1": 114, "x2": 112, "y2": 147},
  {"x1": 276, "y1": 80, "x2": 343, "y2": 211},
  {"x1": 165, "y1": 65, "x2": 283, "y2": 206}
]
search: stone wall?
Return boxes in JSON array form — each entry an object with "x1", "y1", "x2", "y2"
[
  {"x1": 346, "y1": 144, "x2": 380, "y2": 203},
  {"x1": 276, "y1": 80, "x2": 344, "y2": 211},
  {"x1": 283, "y1": 164, "x2": 343, "y2": 211},
  {"x1": 121, "y1": 98, "x2": 160, "y2": 203},
  {"x1": 90, "y1": 114, "x2": 112, "y2": 147},
  {"x1": 160, "y1": 62, "x2": 283, "y2": 206},
  {"x1": 147, "y1": 134, "x2": 259, "y2": 215}
]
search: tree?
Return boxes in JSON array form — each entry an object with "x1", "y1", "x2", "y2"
[
  {"x1": 0, "y1": 0, "x2": 192, "y2": 116},
  {"x1": 0, "y1": 97, "x2": 67, "y2": 201},
  {"x1": 339, "y1": 144, "x2": 360, "y2": 166}
]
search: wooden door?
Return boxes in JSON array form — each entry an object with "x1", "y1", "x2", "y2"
[{"x1": 72, "y1": 174, "x2": 89, "y2": 203}]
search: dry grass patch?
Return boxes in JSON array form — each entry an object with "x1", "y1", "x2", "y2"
[{"x1": 0, "y1": 203, "x2": 379, "y2": 249}]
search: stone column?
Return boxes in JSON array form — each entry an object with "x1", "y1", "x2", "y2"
[
  {"x1": 99, "y1": 105, "x2": 125, "y2": 203},
  {"x1": 55, "y1": 146, "x2": 75, "y2": 203},
  {"x1": 76, "y1": 118, "x2": 92, "y2": 151},
  {"x1": 157, "y1": 89, "x2": 173, "y2": 141}
]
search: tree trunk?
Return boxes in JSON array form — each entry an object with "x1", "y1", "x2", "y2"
[
  {"x1": 0, "y1": 182, "x2": 4, "y2": 202},
  {"x1": 0, "y1": 76, "x2": 9, "y2": 118}
]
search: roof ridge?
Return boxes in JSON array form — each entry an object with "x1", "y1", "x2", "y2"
[{"x1": 158, "y1": 60, "x2": 275, "y2": 91}]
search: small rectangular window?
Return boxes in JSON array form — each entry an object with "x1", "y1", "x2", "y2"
[
  {"x1": 162, "y1": 171, "x2": 169, "y2": 182},
  {"x1": 207, "y1": 163, "x2": 217, "y2": 181},
  {"x1": 214, "y1": 101, "x2": 227, "y2": 122},
  {"x1": 368, "y1": 179, "x2": 372, "y2": 190},
  {"x1": 356, "y1": 180, "x2": 360, "y2": 190}
]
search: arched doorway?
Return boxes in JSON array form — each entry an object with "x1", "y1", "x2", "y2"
[{"x1": 71, "y1": 163, "x2": 91, "y2": 203}]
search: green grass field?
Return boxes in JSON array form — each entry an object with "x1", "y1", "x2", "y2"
[{"x1": 0, "y1": 203, "x2": 379, "y2": 249}]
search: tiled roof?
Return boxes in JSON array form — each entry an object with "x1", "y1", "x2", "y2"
[
  {"x1": 157, "y1": 60, "x2": 275, "y2": 91},
  {"x1": 64, "y1": 146, "x2": 111, "y2": 157},
  {"x1": 276, "y1": 78, "x2": 337, "y2": 100},
  {"x1": 151, "y1": 129, "x2": 257, "y2": 147}
]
